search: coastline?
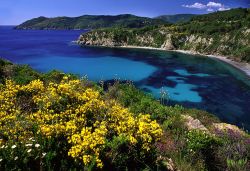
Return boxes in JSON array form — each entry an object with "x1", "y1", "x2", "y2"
[{"x1": 118, "y1": 45, "x2": 250, "y2": 78}]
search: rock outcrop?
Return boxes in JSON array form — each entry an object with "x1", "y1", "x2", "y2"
[
  {"x1": 182, "y1": 115, "x2": 208, "y2": 132},
  {"x1": 212, "y1": 123, "x2": 247, "y2": 137},
  {"x1": 161, "y1": 34, "x2": 175, "y2": 50}
]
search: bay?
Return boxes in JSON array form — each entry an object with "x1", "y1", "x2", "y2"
[{"x1": 0, "y1": 26, "x2": 250, "y2": 130}]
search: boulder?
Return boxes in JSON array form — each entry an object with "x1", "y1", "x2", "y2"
[{"x1": 182, "y1": 115, "x2": 208, "y2": 132}]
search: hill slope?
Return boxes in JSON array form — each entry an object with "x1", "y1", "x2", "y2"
[
  {"x1": 77, "y1": 8, "x2": 250, "y2": 63},
  {"x1": 0, "y1": 58, "x2": 249, "y2": 170},
  {"x1": 155, "y1": 14, "x2": 197, "y2": 23},
  {"x1": 15, "y1": 14, "x2": 167, "y2": 30}
]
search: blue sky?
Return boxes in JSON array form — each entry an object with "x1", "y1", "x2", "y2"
[{"x1": 0, "y1": 0, "x2": 249, "y2": 25}]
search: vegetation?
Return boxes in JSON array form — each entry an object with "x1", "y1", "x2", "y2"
[
  {"x1": 0, "y1": 77, "x2": 163, "y2": 170},
  {"x1": 155, "y1": 14, "x2": 197, "y2": 23},
  {"x1": 15, "y1": 14, "x2": 167, "y2": 30},
  {"x1": 0, "y1": 59, "x2": 250, "y2": 170},
  {"x1": 79, "y1": 8, "x2": 250, "y2": 63}
]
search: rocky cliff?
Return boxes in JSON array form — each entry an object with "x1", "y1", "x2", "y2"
[{"x1": 77, "y1": 26, "x2": 250, "y2": 62}]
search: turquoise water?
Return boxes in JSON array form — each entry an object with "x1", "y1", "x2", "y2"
[
  {"x1": 0, "y1": 26, "x2": 250, "y2": 130},
  {"x1": 142, "y1": 74, "x2": 202, "y2": 103},
  {"x1": 23, "y1": 55, "x2": 157, "y2": 81},
  {"x1": 174, "y1": 69, "x2": 211, "y2": 77}
]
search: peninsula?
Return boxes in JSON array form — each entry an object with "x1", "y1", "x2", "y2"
[{"x1": 77, "y1": 8, "x2": 250, "y2": 66}]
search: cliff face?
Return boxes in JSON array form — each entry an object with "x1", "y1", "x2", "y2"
[
  {"x1": 77, "y1": 28, "x2": 175, "y2": 48},
  {"x1": 78, "y1": 31, "x2": 122, "y2": 47},
  {"x1": 180, "y1": 29, "x2": 250, "y2": 61},
  {"x1": 77, "y1": 27, "x2": 250, "y2": 62}
]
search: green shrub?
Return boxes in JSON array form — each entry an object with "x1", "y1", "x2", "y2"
[
  {"x1": 186, "y1": 130, "x2": 221, "y2": 170},
  {"x1": 106, "y1": 83, "x2": 176, "y2": 122},
  {"x1": 41, "y1": 70, "x2": 78, "y2": 84},
  {"x1": 186, "y1": 130, "x2": 219, "y2": 153},
  {"x1": 104, "y1": 134, "x2": 157, "y2": 170},
  {"x1": 12, "y1": 65, "x2": 41, "y2": 85}
]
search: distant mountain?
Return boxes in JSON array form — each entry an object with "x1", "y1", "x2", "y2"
[
  {"x1": 155, "y1": 14, "x2": 198, "y2": 23},
  {"x1": 15, "y1": 14, "x2": 167, "y2": 30}
]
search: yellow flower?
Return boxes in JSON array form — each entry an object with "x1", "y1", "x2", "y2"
[{"x1": 0, "y1": 78, "x2": 162, "y2": 169}]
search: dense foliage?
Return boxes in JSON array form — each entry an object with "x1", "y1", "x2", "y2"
[
  {"x1": 15, "y1": 14, "x2": 166, "y2": 30},
  {"x1": 155, "y1": 14, "x2": 197, "y2": 23},
  {"x1": 79, "y1": 8, "x2": 250, "y2": 63},
  {"x1": 0, "y1": 77, "x2": 163, "y2": 170},
  {"x1": 179, "y1": 8, "x2": 250, "y2": 34}
]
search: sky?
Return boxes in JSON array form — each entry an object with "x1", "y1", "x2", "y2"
[{"x1": 0, "y1": 0, "x2": 249, "y2": 25}]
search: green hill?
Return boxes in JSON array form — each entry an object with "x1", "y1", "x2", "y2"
[
  {"x1": 78, "y1": 8, "x2": 250, "y2": 62},
  {"x1": 155, "y1": 14, "x2": 197, "y2": 23},
  {"x1": 15, "y1": 14, "x2": 167, "y2": 30}
]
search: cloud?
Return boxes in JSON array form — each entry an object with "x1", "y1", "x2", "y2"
[
  {"x1": 182, "y1": 3, "x2": 206, "y2": 9},
  {"x1": 207, "y1": 2, "x2": 222, "y2": 8},
  {"x1": 182, "y1": 1, "x2": 230, "y2": 12}
]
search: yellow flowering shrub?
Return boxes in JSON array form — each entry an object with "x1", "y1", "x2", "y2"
[
  {"x1": 0, "y1": 80, "x2": 33, "y2": 141},
  {"x1": 0, "y1": 77, "x2": 162, "y2": 168}
]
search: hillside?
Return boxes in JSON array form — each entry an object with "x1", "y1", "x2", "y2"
[
  {"x1": 0, "y1": 58, "x2": 250, "y2": 170},
  {"x1": 15, "y1": 14, "x2": 167, "y2": 30},
  {"x1": 78, "y1": 8, "x2": 250, "y2": 63},
  {"x1": 155, "y1": 14, "x2": 197, "y2": 23}
]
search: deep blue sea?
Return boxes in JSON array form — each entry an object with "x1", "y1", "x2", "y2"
[{"x1": 1, "y1": 26, "x2": 250, "y2": 130}]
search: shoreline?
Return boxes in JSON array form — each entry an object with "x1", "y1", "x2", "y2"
[{"x1": 118, "y1": 45, "x2": 250, "y2": 78}]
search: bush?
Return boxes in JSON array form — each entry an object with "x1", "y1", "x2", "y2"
[
  {"x1": 185, "y1": 130, "x2": 221, "y2": 170},
  {"x1": 106, "y1": 83, "x2": 177, "y2": 122},
  {"x1": 186, "y1": 130, "x2": 218, "y2": 153},
  {"x1": 0, "y1": 78, "x2": 162, "y2": 170}
]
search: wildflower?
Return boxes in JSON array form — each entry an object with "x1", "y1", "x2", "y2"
[
  {"x1": 25, "y1": 144, "x2": 33, "y2": 147},
  {"x1": 0, "y1": 79, "x2": 163, "y2": 169},
  {"x1": 97, "y1": 161, "x2": 104, "y2": 168},
  {"x1": 63, "y1": 76, "x2": 69, "y2": 80},
  {"x1": 14, "y1": 157, "x2": 18, "y2": 160},
  {"x1": 0, "y1": 159, "x2": 2, "y2": 162}
]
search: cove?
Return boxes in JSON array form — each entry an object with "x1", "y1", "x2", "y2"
[{"x1": 0, "y1": 26, "x2": 250, "y2": 130}]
